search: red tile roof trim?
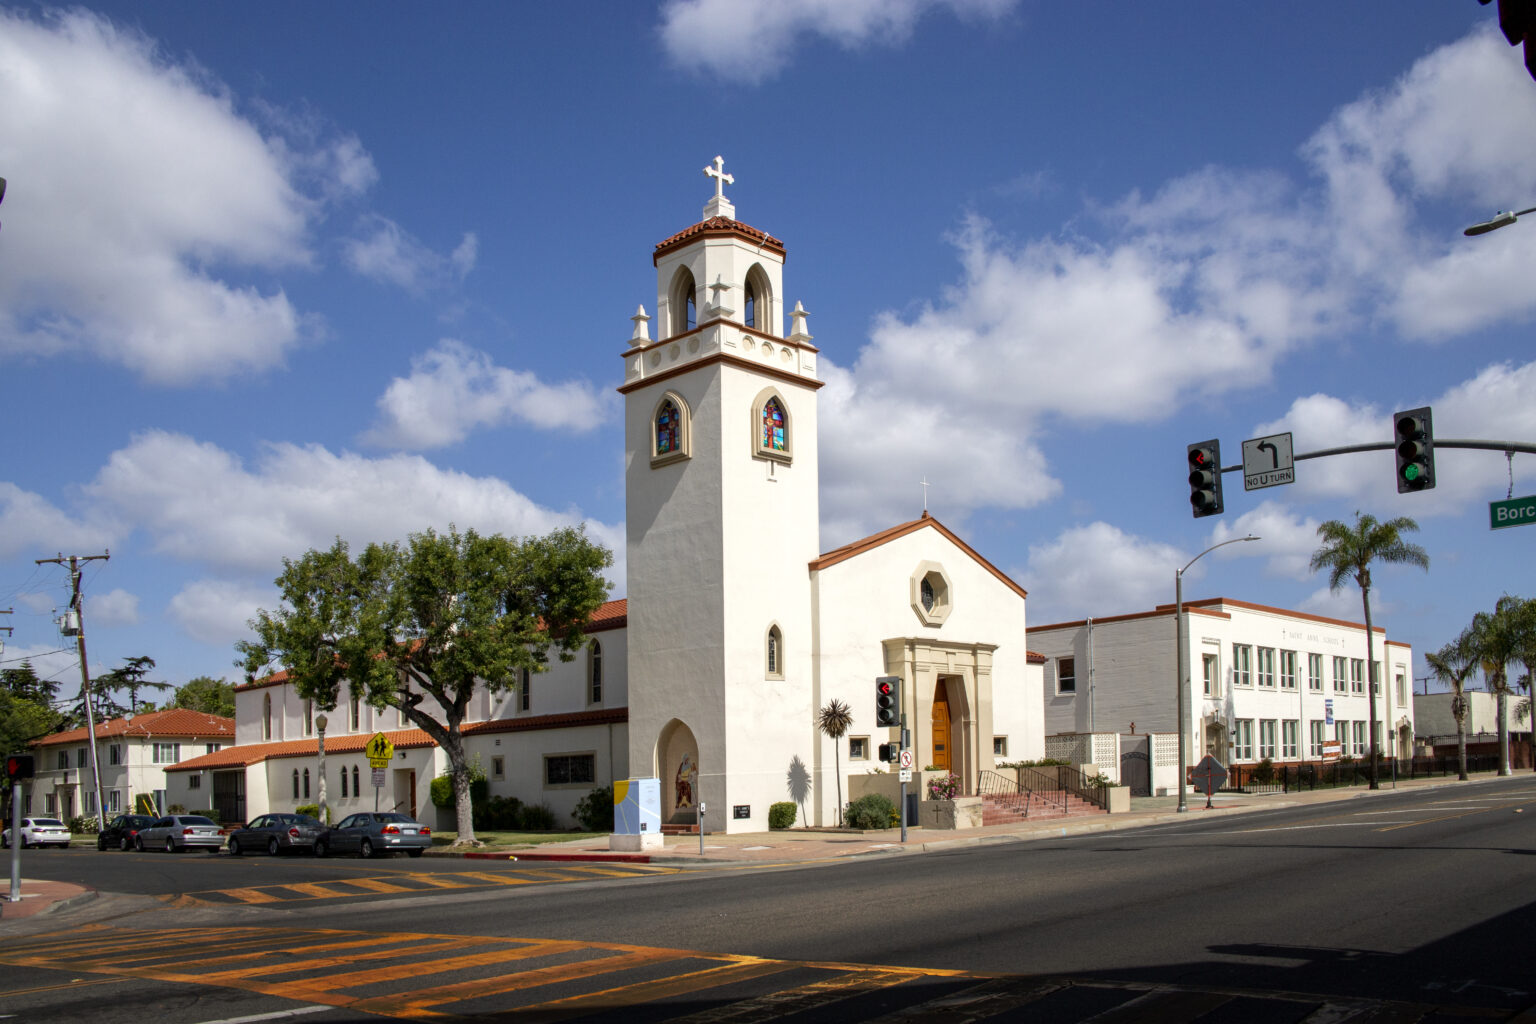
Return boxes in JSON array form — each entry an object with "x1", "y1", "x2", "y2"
[
  {"x1": 653, "y1": 217, "x2": 786, "y2": 264},
  {"x1": 809, "y1": 512, "x2": 1028, "y2": 601},
  {"x1": 32, "y1": 708, "x2": 235, "y2": 747}
]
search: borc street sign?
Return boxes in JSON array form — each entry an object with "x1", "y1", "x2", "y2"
[
  {"x1": 1490, "y1": 495, "x2": 1536, "y2": 530},
  {"x1": 1242, "y1": 432, "x2": 1295, "y2": 491}
]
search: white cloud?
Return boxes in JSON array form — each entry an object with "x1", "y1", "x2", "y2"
[
  {"x1": 362, "y1": 341, "x2": 611, "y2": 450},
  {"x1": 0, "y1": 483, "x2": 116, "y2": 558},
  {"x1": 82, "y1": 430, "x2": 623, "y2": 575},
  {"x1": 0, "y1": 8, "x2": 370, "y2": 384},
  {"x1": 1210, "y1": 502, "x2": 1322, "y2": 582},
  {"x1": 88, "y1": 588, "x2": 140, "y2": 628},
  {"x1": 168, "y1": 579, "x2": 271, "y2": 647},
  {"x1": 658, "y1": 0, "x2": 1015, "y2": 83},
  {"x1": 343, "y1": 215, "x2": 477, "y2": 292},
  {"x1": 1023, "y1": 522, "x2": 1189, "y2": 625},
  {"x1": 0, "y1": 643, "x2": 80, "y2": 693}
]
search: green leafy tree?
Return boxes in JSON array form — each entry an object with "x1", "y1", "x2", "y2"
[
  {"x1": 238, "y1": 525, "x2": 611, "y2": 846},
  {"x1": 1310, "y1": 512, "x2": 1429, "y2": 789},
  {"x1": 63, "y1": 673, "x2": 129, "y2": 730},
  {"x1": 1463, "y1": 594, "x2": 1529, "y2": 776},
  {"x1": 1, "y1": 661, "x2": 59, "y2": 708},
  {"x1": 817, "y1": 698, "x2": 853, "y2": 826},
  {"x1": 171, "y1": 676, "x2": 237, "y2": 719},
  {"x1": 96, "y1": 655, "x2": 170, "y2": 715},
  {"x1": 1424, "y1": 640, "x2": 1477, "y2": 781}
]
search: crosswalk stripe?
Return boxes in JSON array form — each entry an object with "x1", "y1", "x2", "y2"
[
  {"x1": 192, "y1": 938, "x2": 485, "y2": 983},
  {"x1": 341, "y1": 877, "x2": 417, "y2": 894},
  {"x1": 511, "y1": 957, "x2": 797, "y2": 1022},
  {"x1": 274, "y1": 882, "x2": 358, "y2": 900},
  {"x1": 273, "y1": 939, "x2": 592, "y2": 997}
]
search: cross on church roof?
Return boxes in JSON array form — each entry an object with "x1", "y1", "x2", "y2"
[{"x1": 704, "y1": 155, "x2": 734, "y2": 199}]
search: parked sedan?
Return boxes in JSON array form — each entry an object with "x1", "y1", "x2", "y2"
[
  {"x1": 226, "y1": 813, "x2": 325, "y2": 856},
  {"x1": 134, "y1": 815, "x2": 222, "y2": 852},
  {"x1": 97, "y1": 814, "x2": 156, "y2": 851},
  {"x1": 2, "y1": 817, "x2": 72, "y2": 849},
  {"x1": 315, "y1": 812, "x2": 431, "y2": 858}
]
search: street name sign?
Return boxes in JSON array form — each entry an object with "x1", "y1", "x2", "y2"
[
  {"x1": 1490, "y1": 494, "x2": 1536, "y2": 530},
  {"x1": 1242, "y1": 432, "x2": 1295, "y2": 491}
]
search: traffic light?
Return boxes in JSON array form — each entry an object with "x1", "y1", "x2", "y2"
[
  {"x1": 874, "y1": 675, "x2": 900, "y2": 727},
  {"x1": 1187, "y1": 440, "x2": 1223, "y2": 518},
  {"x1": 1394, "y1": 407, "x2": 1435, "y2": 493},
  {"x1": 877, "y1": 742, "x2": 899, "y2": 763},
  {"x1": 5, "y1": 754, "x2": 34, "y2": 780}
]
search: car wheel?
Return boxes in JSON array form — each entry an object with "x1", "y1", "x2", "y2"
[
  {"x1": 359, "y1": 838, "x2": 374, "y2": 859},
  {"x1": 134, "y1": 836, "x2": 144, "y2": 851},
  {"x1": 268, "y1": 837, "x2": 280, "y2": 856},
  {"x1": 97, "y1": 836, "x2": 107, "y2": 851},
  {"x1": 120, "y1": 836, "x2": 131, "y2": 852},
  {"x1": 166, "y1": 837, "x2": 177, "y2": 853},
  {"x1": 407, "y1": 848, "x2": 424, "y2": 858},
  {"x1": 314, "y1": 838, "x2": 328, "y2": 858}
]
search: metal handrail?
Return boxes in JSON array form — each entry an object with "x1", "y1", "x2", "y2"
[
  {"x1": 1017, "y1": 763, "x2": 1110, "y2": 811},
  {"x1": 975, "y1": 770, "x2": 1035, "y2": 818}
]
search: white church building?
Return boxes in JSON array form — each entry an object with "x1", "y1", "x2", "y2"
[{"x1": 166, "y1": 161, "x2": 1045, "y2": 832}]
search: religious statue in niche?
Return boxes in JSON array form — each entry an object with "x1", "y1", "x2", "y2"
[{"x1": 674, "y1": 753, "x2": 697, "y2": 809}]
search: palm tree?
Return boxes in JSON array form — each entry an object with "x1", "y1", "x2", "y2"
[
  {"x1": 1424, "y1": 639, "x2": 1476, "y2": 781},
  {"x1": 1310, "y1": 513, "x2": 1429, "y2": 789},
  {"x1": 1464, "y1": 595, "x2": 1529, "y2": 776},
  {"x1": 818, "y1": 698, "x2": 853, "y2": 826}
]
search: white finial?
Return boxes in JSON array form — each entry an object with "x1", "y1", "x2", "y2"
[
  {"x1": 707, "y1": 274, "x2": 735, "y2": 318},
  {"x1": 630, "y1": 304, "x2": 651, "y2": 346},
  {"x1": 921, "y1": 477, "x2": 930, "y2": 513},
  {"x1": 702, "y1": 155, "x2": 736, "y2": 221},
  {"x1": 788, "y1": 300, "x2": 812, "y2": 342},
  {"x1": 704, "y1": 155, "x2": 733, "y2": 198}
]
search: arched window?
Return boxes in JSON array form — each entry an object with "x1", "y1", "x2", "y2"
[
  {"x1": 303, "y1": 699, "x2": 314, "y2": 736},
  {"x1": 751, "y1": 388, "x2": 793, "y2": 463},
  {"x1": 520, "y1": 667, "x2": 531, "y2": 712},
  {"x1": 263, "y1": 694, "x2": 272, "y2": 741},
  {"x1": 743, "y1": 264, "x2": 772, "y2": 333},
  {"x1": 766, "y1": 625, "x2": 784, "y2": 679},
  {"x1": 339, "y1": 766, "x2": 348, "y2": 798},
  {"x1": 590, "y1": 641, "x2": 603, "y2": 704},
  {"x1": 351, "y1": 765, "x2": 360, "y2": 796},
  {"x1": 349, "y1": 695, "x2": 360, "y2": 731},
  {"x1": 744, "y1": 279, "x2": 756, "y2": 328},
  {"x1": 302, "y1": 768, "x2": 311, "y2": 800},
  {"x1": 669, "y1": 267, "x2": 697, "y2": 336},
  {"x1": 651, "y1": 392, "x2": 691, "y2": 467},
  {"x1": 291, "y1": 769, "x2": 300, "y2": 800}
]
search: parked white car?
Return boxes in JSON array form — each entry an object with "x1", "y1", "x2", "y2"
[{"x1": 1, "y1": 817, "x2": 73, "y2": 849}]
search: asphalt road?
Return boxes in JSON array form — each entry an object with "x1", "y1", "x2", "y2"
[{"x1": 3, "y1": 775, "x2": 1534, "y2": 1022}]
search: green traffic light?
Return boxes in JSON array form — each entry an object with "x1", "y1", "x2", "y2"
[{"x1": 1402, "y1": 464, "x2": 1422, "y2": 482}]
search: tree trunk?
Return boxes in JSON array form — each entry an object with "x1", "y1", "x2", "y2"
[
  {"x1": 1497, "y1": 687, "x2": 1510, "y2": 776},
  {"x1": 443, "y1": 731, "x2": 478, "y2": 844},
  {"x1": 1362, "y1": 587, "x2": 1380, "y2": 790},
  {"x1": 833, "y1": 748, "x2": 843, "y2": 827},
  {"x1": 1455, "y1": 691, "x2": 1468, "y2": 781}
]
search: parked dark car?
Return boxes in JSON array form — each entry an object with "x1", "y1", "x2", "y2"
[
  {"x1": 97, "y1": 813, "x2": 156, "y2": 851},
  {"x1": 135, "y1": 814, "x2": 222, "y2": 852},
  {"x1": 226, "y1": 813, "x2": 326, "y2": 856},
  {"x1": 315, "y1": 812, "x2": 431, "y2": 858}
]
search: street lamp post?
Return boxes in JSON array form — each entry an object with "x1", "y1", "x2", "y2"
[
  {"x1": 1176, "y1": 535, "x2": 1260, "y2": 813},
  {"x1": 1464, "y1": 205, "x2": 1536, "y2": 236},
  {"x1": 315, "y1": 713, "x2": 328, "y2": 825}
]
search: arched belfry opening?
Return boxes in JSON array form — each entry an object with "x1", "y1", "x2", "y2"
[
  {"x1": 743, "y1": 263, "x2": 773, "y2": 332},
  {"x1": 669, "y1": 266, "x2": 697, "y2": 337}
]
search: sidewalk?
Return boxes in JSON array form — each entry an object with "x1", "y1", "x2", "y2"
[{"x1": 0, "y1": 771, "x2": 1501, "y2": 920}]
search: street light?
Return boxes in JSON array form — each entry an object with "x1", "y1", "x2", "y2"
[
  {"x1": 1464, "y1": 205, "x2": 1536, "y2": 236},
  {"x1": 1176, "y1": 535, "x2": 1260, "y2": 813}
]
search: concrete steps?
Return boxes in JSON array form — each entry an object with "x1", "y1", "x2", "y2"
[{"x1": 980, "y1": 792, "x2": 1106, "y2": 827}]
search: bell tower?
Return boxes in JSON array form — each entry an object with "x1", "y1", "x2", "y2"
[{"x1": 620, "y1": 158, "x2": 823, "y2": 833}]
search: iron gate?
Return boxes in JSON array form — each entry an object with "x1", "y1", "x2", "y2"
[{"x1": 1119, "y1": 735, "x2": 1151, "y2": 796}]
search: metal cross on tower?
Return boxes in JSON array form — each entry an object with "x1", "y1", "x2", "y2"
[{"x1": 704, "y1": 155, "x2": 734, "y2": 199}]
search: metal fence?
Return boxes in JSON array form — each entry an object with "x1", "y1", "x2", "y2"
[{"x1": 1218, "y1": 754, "x2": 1503, "y2": 795}]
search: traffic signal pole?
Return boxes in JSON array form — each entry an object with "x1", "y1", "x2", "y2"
[{"x1": 8, "y1": 783, "x2": 19, "y2": 903}]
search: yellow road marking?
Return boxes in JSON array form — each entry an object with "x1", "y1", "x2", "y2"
[
  {"x1": 1375, "y1": 800, "x2": 1529, "y2": 832},
  {"x1": 344, "y1": 877, "x2": 417, "y2": 894},
  {"x1": 513, "y1": 957, "x2": 798, "y2": 1021}
]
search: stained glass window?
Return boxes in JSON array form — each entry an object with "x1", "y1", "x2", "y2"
[
  {"x1": 921, "y1": 577, "x2": 935, "y2": 611},
  {"x1": 656, "y1": 399, "x2": 680, "y2": 455},
  {"x1": 762, "y1": 397, "x2": 786, "y2": 451}
]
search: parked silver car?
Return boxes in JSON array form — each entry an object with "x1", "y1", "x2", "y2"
[
  {"x1": 226, "y1": 813, "x2": 325, "y2": 856},
  {"x1": 135, "y1": 814, "x2": 223, "y2": 852},
  {"x1": 2, "y1": 817, "x2": 72, "y2": 849},
  {"x1": 315, "y1": 812, "x2": 431, "y2": 858}
]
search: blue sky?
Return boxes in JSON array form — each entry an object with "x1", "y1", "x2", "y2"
[{"x1": 2, "y1": 2, "x2": 1534, "y2": 701}]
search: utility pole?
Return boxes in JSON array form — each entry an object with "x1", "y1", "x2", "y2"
[{"x1": 36, "y1": 552, "x2": 110, "y2": 830}]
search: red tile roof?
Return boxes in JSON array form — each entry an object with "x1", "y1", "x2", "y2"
[
  {"x1": 32, "y1": 708, "x2": 235, "y2": 747},
  {"x1": 653, "y1": 217, "x2": 786, "y2": 264},
  {"x1": 809, "y1": 512, "x2": 1028, "y2": 601}
]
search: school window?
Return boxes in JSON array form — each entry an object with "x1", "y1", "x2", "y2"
[
  {"x1": 1396, "y1": 672, "x2": 1407, "y2": 706},
  {"x1": 1373, "y1": 722, "x2": 1383, "y2": 753},
  {"x1": 108, "y1": 744, "x2": 122, "y2": 766},
  {"x1": 492, "y1": 756, "x2": 505, "y2": 779},
  {"x1": 1372, "y1": 662, "x2": 1382, "y2": 696},
  {"x1": 1352, "y1": 721, "x2": 1366, "y2": 756},
  {"x1": 1257, "y1": 648, "x2": 1276, "y2": 688},
  {"x1": 1350, "y1": 659, "x2": 1365, "y2": 694},
  {"x1": 1259, "y1": 720, "x2": 1277, "y2": 760},
  {"x1": 1335, "y1": 720, "x2": 1349, "y2": 749},
  {"x1": 994, "y1": 736, "x2": 1008, "y2": 757},
  {"x1": 1233, "y1": 720, "x2": 1254, "y2": 761},
  {"x1": 1232, "y1": 645, "x2": 1252, "y2": 687},
  {"x1": 152, "y1": 743, "x2": 181, "y2": 764},
  {"x1": 849, "y1": 737, "x2": 869, "y2": 760},
  {"x1": 545, "y1": 754, "x2": 595, "y2": 786},
  {"x1": 1308, "y1": 654, "x2": 1324, "y2": 692},
  {"x1": 1202, "y1": 653, "x2": 1219, "y2": 697},
  {"x1": 1309, "y1": 720, "x2": 1326, "y2": 758},
  {"x1": 107, "y1": 789, "x2": 121, "y2": 813},
  {"x1": 1282, "y1": 720, "x2": 1299, "y2": 759},
  {"x1": 590, "y1": 640, "x2": 604, "y2": 702},
  {"x1": 1333, "y1": 656, "x2": 1348, "y2": 693},
  {"x1": 1279, "y1": 650, "x2": 1298, "y2": 690},
  {"x1": 188, "y1": 775, "x2": 201, "y2": 791},
  {"x1": 1056, "y1": 657, "x2": 1076, "y2": 695},
  {"x1": 520, "y1": 668, "x2": 531, "y2": 712}
]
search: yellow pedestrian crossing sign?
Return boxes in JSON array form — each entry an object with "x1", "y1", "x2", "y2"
[{"x1": 365, "y1": 731, "x2": 394, "y2": 767}]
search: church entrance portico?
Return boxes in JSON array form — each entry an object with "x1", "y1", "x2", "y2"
[{"x1": 883, "y1": 639, "x2": 995, "y2": 797}]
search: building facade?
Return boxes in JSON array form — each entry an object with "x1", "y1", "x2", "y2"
[
  {"x1": 1413, "y1": 690, "x2": 1532, "y2": 769},
  {"x1": 1030, "y1": 598, "x2": 1416, "y2": 767}
]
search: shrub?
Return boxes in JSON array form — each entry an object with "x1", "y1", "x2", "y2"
[
  {"x1": 1002, "y1": 758, "x2": 1070, "y2": 768},
  {"x1": 189, "y1": 808, "x2": 220, "y2": 822},
  {"x1": 926, "y1": 773, "x2": 959, "y2": 800},
  {"x1": 572, "y1": 786, "x2": 614, "y2": 833},
  {"x1": 295, "y1": 803, "x2": 320, "y2": 819},
  {"x1": 1083, "y1": 772, "x2": 1113, "y2": 789},
  {"x1": 517, "y1": 802, "x2": 558, "y2": 831},
  {"x1": 1252, "y1": 758, "x2": 1276, "y2": 784},
  {"x1": 768, "y1": 802, "x2": 798, "y2": 830},
  {"x1": 844, "y1": 793, "x2": 896, "y2": 830},
  {"x1": 67, "y1": 815, "x2": 99, "y2": 835},
  {"x1": 474, "y1": 795, "x2": 523, "y2": 831},
  {"x1": 168, "y1": 803, "x2": 187, "y2": 814},
  {"x1": 430, "y1": 767, "x2": 489, "y2": 808}
]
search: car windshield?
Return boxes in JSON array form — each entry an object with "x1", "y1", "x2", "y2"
[{"x1": 181, "y1": 816, "x2": 217, "y2": 826}]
